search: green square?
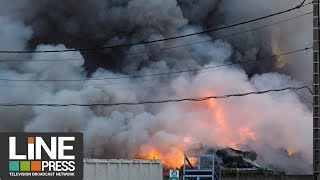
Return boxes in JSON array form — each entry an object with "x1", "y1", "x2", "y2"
[
  {"x1": 9, "y1": 161, "x2": 19, "y2": 171},
  {"x1": 20, "y1": 161, "x2": 30, "y2": 171}
]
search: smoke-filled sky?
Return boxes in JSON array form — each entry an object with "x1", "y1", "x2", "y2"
[{"x1": 0, "y1": 0, "x2": 313, "y2": 174}]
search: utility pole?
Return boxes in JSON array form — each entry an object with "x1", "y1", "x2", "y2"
[{"x1": 314, "y1": 0, "x2": 320, "y2": 179}]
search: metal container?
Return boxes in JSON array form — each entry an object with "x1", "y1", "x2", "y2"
[{"x1": 83, "y1": 159, "x2": 163, "y2": 180}]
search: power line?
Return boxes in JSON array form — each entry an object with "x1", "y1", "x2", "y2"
[
  {"x1": 0, "y1": 84, "x2": 310, "y2": 107},
  {"x1": 0, "y1": 11, "x2": 312, "y2": 62},
  {"x1": 0, "y1": 0, "x2": 307, "y2": 54},
  {"x1": 0, "y1": 58, "x2": 83, "y2": 62},
  {"x1": 306, "y1": 85, "x2": 314, "y2": 95},
  {"x1": 291, "y1": 89, "x2": 313, "y2": 104},
  {"x1": 118, "y1": 11, "x2": 313, "y2": 56},
  {"x1": 0, "y1": 46, "x2": 312, "y2": 82}
]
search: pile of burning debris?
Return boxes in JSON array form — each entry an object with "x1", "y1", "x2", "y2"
[
  {"x1": 215, "y1": 147, "x2": 260, "y2": 169},
  {"x1": 175, "y1": 147, "x2": 284, "y2": 179},
  {"x1": 179, "y1": 147, "x2": 260, "y2": 172}
]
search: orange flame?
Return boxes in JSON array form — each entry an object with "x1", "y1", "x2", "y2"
[
  {"x1": 206, "y1": 97, "x2": 237, "y2": 148},
  {"x1": 138, "y1": 146, "x2": 184, "y2": 169},
  {"x1": 239, "y1": 127, "x2": 257, "y2": 141},
  {"x1": 287, "y1": 147, "x2": 294, "y2": 156},
  {"x1": 136, "y1": 91, "x2": 268, "y2": 168}
]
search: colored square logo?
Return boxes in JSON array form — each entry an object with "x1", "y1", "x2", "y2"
[
  {"x1": 28, "y1": 137, "x2": 34, "y2": 144},
  {"x1": 31, "y1": 161, "x2": 41, "y2": 171},
  {"x1": 20, "y1": 161, "x2": 30, "y2": 171},
  {"x1": 0, "y1": 132, "x2": 83, "y2": 180},
  {"x1": 9, "y1": 161, "x2": 19, "y2": 171}
]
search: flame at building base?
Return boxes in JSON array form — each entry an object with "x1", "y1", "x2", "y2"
[
  {"x1": 135, "y1": 92, "x2": 302, "y2": 170},
  {"x1": 137, "y1": 145, "x2": 185, "y2": 169}
]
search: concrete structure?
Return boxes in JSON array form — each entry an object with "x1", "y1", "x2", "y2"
[
  {"x1": 315, "y1": 0, "x2": 320, "y2": 179},
  {"x1": 83, "y1": 159, "x2": 163, "y2": 180}
]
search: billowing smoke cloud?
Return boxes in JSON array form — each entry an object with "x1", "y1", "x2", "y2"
[
  {"x1": 0, "y1": 0, "x2": 312, "y2": 174},
  {"x1": 216, "y1": 0, "x2": 312, "y2": 82}
]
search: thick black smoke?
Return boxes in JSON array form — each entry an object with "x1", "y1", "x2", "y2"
[
  {"x1": 0, "y1": 0, "x2": 312, "y2": 174},
  {"x1": 0, "y1": 0, "x2": 279, "y2": 74}
]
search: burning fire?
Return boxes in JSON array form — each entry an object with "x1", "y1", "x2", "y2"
[
  {"x1": 137, "y1": 91, "x2": 296, "y2": 168},
  {"x1": 137, "y1": 91, "x2": 261, "y2": 168},
  {"x1": 202, "y1": 92, "x2": 257, "y2": 148},
  {"x1": 138, "y1": 146, "x2": 185, "y2": 169},
  {"x1": 287, "y1": 147, "x2": 294, "y2": 156}
]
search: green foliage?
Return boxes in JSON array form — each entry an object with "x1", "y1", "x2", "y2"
[{"x1": 221, "y1": 168, "x2": 281, "y2": 176}]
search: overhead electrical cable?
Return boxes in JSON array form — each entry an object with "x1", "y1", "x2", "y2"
[
  {"x1": 0, "y1": 11, "x2": 312, "y2": 62},
  {"x1": 0, "y1": 84, "x2": 311, "y2": 107},
  {"x1": 0, "y1": 0, "x2": 307, "y2": 54},
  {"x1": 291, "y1": 89, "x2": 313, "y2": 104},
  {"x1": 0, "y1": 47, "x2": 312, "y2": 82}
]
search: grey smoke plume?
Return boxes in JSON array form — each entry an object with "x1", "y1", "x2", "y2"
[{"x1": 0, "y1": 0, "x2": 312, "y2": 174}]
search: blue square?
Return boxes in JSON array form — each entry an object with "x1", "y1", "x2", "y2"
[{"x1": 9, "y1": 161, "x2": 19, "y2": 171}]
